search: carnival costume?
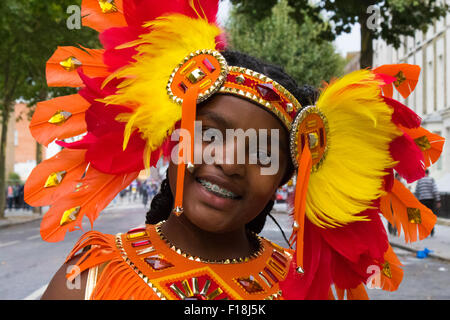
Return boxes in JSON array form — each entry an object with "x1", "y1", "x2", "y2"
[{"x1": 25, "y1": 0, "x2": 445, "y2": 300}]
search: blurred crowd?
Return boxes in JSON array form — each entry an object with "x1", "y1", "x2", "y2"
[{"x1": 5, "y1": 183, "x2": 31, "y2": 211}]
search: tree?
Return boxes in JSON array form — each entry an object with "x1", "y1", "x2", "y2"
[
  {"x1": 229, "y1": 0, "x2": 450, "y2": 68},
  {"x1": 226, "y1": 0, "x2": 346, "y2": 88},
  {"x1": 0, "y1": 0, "x2": 98, "y2": 218}
]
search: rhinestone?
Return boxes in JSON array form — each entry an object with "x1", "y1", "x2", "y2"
[
  {"x1": 126, "y1": 231, "x2": 147, "y2": 240},
  {"x1": 180, "y1": 60, "x2": 197, "y2": 75},
  {"x1": 172, "y1": 206, "x2": 183, "y2": 216},
  {"x1": 236, "y1": 276, "x2": 264, "y2": 294},
  {"x1": 308, "y1": 132, "x2": 319, "y2": 149},
  {"x1": 382, "y1": 262, "x2": 392, "y2": 278},
  {"x1": 131, "y1": 240, "x2": 151, "y2": 247},
  {"x1": 98, "y1": 0, "x2": 118, "y2": 13},
  {"x1": 144, "y1": 255, "x2": 174, "y2": 271},
  {"x1": 59, "y1": 56, "x2": 82, "y2": 72},
  {"x1": 202, "y1": 58, "x2": 216, "y2": 73},
  {"x1": 286, "y1": 103, "x2": 294, "y2": 112},
  {"x1": 296, "y1": 266, "x2": 305, "y2": 274},
  {"x1": 187, "y1": 68, "x2": 206, "y2": 84},
  {"x1": 59, "y1": 206, "x2": 81, "y2": 226},
  {"x1": 256, "y1": 83, "x2": 281, "y2": 101},
  {"x1": 44, "y1": 171, "x2": 66, "y2": 188},
  {"x1": 178, "y1": 81, "x2": 188, "y2": 93},
  {"x1": 394, "y1": 70, "x2": 406, "y2": 87},
  {"x1": 235, "y1": 74, "x2": 246, "y2": 84},
  {"x1": 135, "y1": 246, "x2": 155, "y2": 255},
  {"x1": 206, "y1": 288, "x2": 223, "y2": 300},
  {"x1": 48, "y1": 111, "x2": 72, "y2": 125}
]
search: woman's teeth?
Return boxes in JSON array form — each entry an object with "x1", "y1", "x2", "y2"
[{"x1": 198, "y1": 179, "x2": 238, "y2": 199}]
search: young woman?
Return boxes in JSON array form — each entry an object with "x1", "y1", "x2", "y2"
[{"x1": 27, "y1": 0, "x2": 441, "y2": 300}]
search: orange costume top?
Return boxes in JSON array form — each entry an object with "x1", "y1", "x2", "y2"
[{"x1": 67, "y1": 223, "x2": 292, "y2": 300}]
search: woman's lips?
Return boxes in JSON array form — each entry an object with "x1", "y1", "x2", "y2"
[{"x1": 193, "y1": 175, "x2": 243, "y2": 210}]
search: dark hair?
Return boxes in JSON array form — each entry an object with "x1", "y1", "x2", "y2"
[{"x1": 145, "y1": 50, "x2": 318, "y2": 234}]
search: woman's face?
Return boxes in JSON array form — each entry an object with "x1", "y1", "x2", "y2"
[{"x1": 168, "y1": 94, "x2": 291, "y2": 234}]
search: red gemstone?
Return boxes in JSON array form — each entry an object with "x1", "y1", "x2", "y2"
[
  {"x1": 131, "y1": 240, "x2": 151, "y2": 247},
  {"x1": 127, "y1": 227, "x2": 146, "y2": 234},
  {"x1": 178, "y1": 81, "x2": 188, "y2": 93},
  {"x1": 202, "y1": 58, "x2": 216, "y2": 73},
  {"x1": 144, "y1": 255, "x2": 174, "y2": 271},
  {"x1": 256, "y1": 83, "x2": 281, "y2": 101},
  {"x1": 271, "y1": 251, "x2": 287, "y2": 267},
  {"x1": 236, "y1": 277, "x2": 264, "y2": 294}
]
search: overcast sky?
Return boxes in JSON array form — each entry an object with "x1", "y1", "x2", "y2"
[{"x1": 218, "y1": 0, "x2": 361, "y2": 58}]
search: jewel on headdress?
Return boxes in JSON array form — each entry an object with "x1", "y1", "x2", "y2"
[
  {"x1": 48, "y1": 111, "x2": 72, "y2": 125},
  {"x1": 44, "y1": 171, "x2": 66, "y2": 188},
  {"x1": 256, "y1": 83, "x2": 281, "y2": 102},
  {"x1": 235, "y1": 74, "x2": 245, "y2": 84},
  {"x1": 187, "y1": 68, "x2": 206, "y2": 84},
  {"x1": 178, "y1": 81, "x2": 188, "y2": 93},
  {"x1": 59, "y1": 206, "x2": 81, "y2": 226},
  {"x1": 286, "y1": 103, "x2": 294, "y2": 113},
  {"x1": 59, "y1": 56, "x2": 82, "y2": 72},
  {"x1": 202, "y1": 58, "x2": 216, "y2": 73},
  {"x1": 414, "y1": 135, "x2": 431, "y2": 151},
  {"x1": 394, "y1": 70, "x2": 406, "y2": 87},
  {"x1": 98, "y1": 0, "x2": 118, "y2": 14}
]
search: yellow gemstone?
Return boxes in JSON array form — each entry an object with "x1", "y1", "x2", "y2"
[
  {"x1": 180, "y1": 60, "x2": 197, "y2": 75},
  {"x1": 414, "y1": 136, "x2": 431, "y2": 151},
  {"x1": 126, "y1": 231, "x2": 147, "y2": 240},
  {"x1": 98, "y1": 0, "x2": 118, "y2": 13},
  {"x1": 394, "y1": 70, "x2": 406, "y2": 87},
  {"x1": 48, "y1": 110, "x2": 72, "y2": 125},
  {"x1": 59, "y1": 56, "x2": 82, "y2": 72},
  {"x1": 407, "y1": 207, "x2": 422, "y2": 224},
  {"x1": 382, "y1": 262, "x2": 392, "y2": 279},
  {"x1": 182, "y1": 279, "x2": 193, "y2": 298},
  {"x1": 59, "y1": 207, "x2": 81, "y2": 226},
  {"x1": 199, "y1": 79, "x2": 212, "y2": 90},
  {"x1": 44, "y1": 171, "x2": 66, "y2": 188}
]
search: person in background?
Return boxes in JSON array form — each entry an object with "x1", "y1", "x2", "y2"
[{"x1": 415, "y1": 169, "x2": 441, "y2": 236}]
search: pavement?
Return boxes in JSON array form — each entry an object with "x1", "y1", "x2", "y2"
[{"x1": 2, "y1": 201, "x2": 450, "y2": 263}]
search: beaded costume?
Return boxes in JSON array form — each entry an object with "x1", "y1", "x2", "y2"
[{"x1": 25, "y1": 0, "x2": 444, "y2": 300}]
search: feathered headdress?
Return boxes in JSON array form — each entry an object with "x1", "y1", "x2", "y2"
[{"x1": 25, "y1": 0, "x2": 444, "y2": 299}]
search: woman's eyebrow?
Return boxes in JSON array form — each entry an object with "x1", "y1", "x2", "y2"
[{"x1": 197, "y1": 110, "x2": 234, "y2": 129}]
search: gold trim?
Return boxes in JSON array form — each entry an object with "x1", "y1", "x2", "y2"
[
  {"x1": 289, "y1": 105, "x2": 329, "y2": 171},
  {"x1": 155, "y1": 221, "x2": 264, "y2": 264}
]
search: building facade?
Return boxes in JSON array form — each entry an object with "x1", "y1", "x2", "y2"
[{"x1": 373, "y1": 7, "x2": 450, "y2": 192}]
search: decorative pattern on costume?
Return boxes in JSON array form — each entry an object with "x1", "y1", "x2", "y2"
[
  {"x1": 168, "y1": 276, "x2": 228, "y2": 300},
  {"x1": 44, "y1": 171, "x2": 66, "y2": 188}
]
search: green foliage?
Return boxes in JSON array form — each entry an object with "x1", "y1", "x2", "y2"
[
  {"x1": 7, "y1": 172, "x2": 22, "y2": 185},
  {"x1": 226, "y1": 0, "x2": 346, "y2": 88}
]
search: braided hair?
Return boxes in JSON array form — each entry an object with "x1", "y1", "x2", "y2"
[{"x1": 145, "y1": 50, "x2": 318, "y2": 234}]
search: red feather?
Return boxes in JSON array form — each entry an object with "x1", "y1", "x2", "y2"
[
  {"x1": 383, "y1": 96, "x2": 421, "y2": 129},
  {"x1": 389, "y1": 133, "x2": 426, "y2": 183}
]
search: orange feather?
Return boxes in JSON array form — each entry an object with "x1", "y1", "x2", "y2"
[
  {"x1": 29, "y1": 94, "x2": 90, "y2": 146},
  {"x1": 380, "y1": 179, "x2": 437, "y2": 243},
  {"x1": 400, "y1": 126, "x2": 445, "y2": 167},
  {"x1": 40, "y1": 166, "x2": 139, "y2": 242},
  {"x1": 380, "y1": 245, "x2": 404, "y2": 292},
  {"x1": 46, "y1": 46, "x2": 109, "y2": 87},
  {"x1": 373, "y1": 64, "x2": 421, "y2": 99},
  {"x1": 81, "y1": 0, "x2": 127, "y2": 33},
  {"x1": 24, "y1": 149, "x2": 88, "y2": 207}
]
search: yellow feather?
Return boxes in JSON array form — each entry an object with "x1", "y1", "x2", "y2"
[
  {"x1": 307, "y1": 70, "x2": 402, "y2": 228},
  {"x1": 98, "y1": 14, "x2": 221, "y2": 168}
]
